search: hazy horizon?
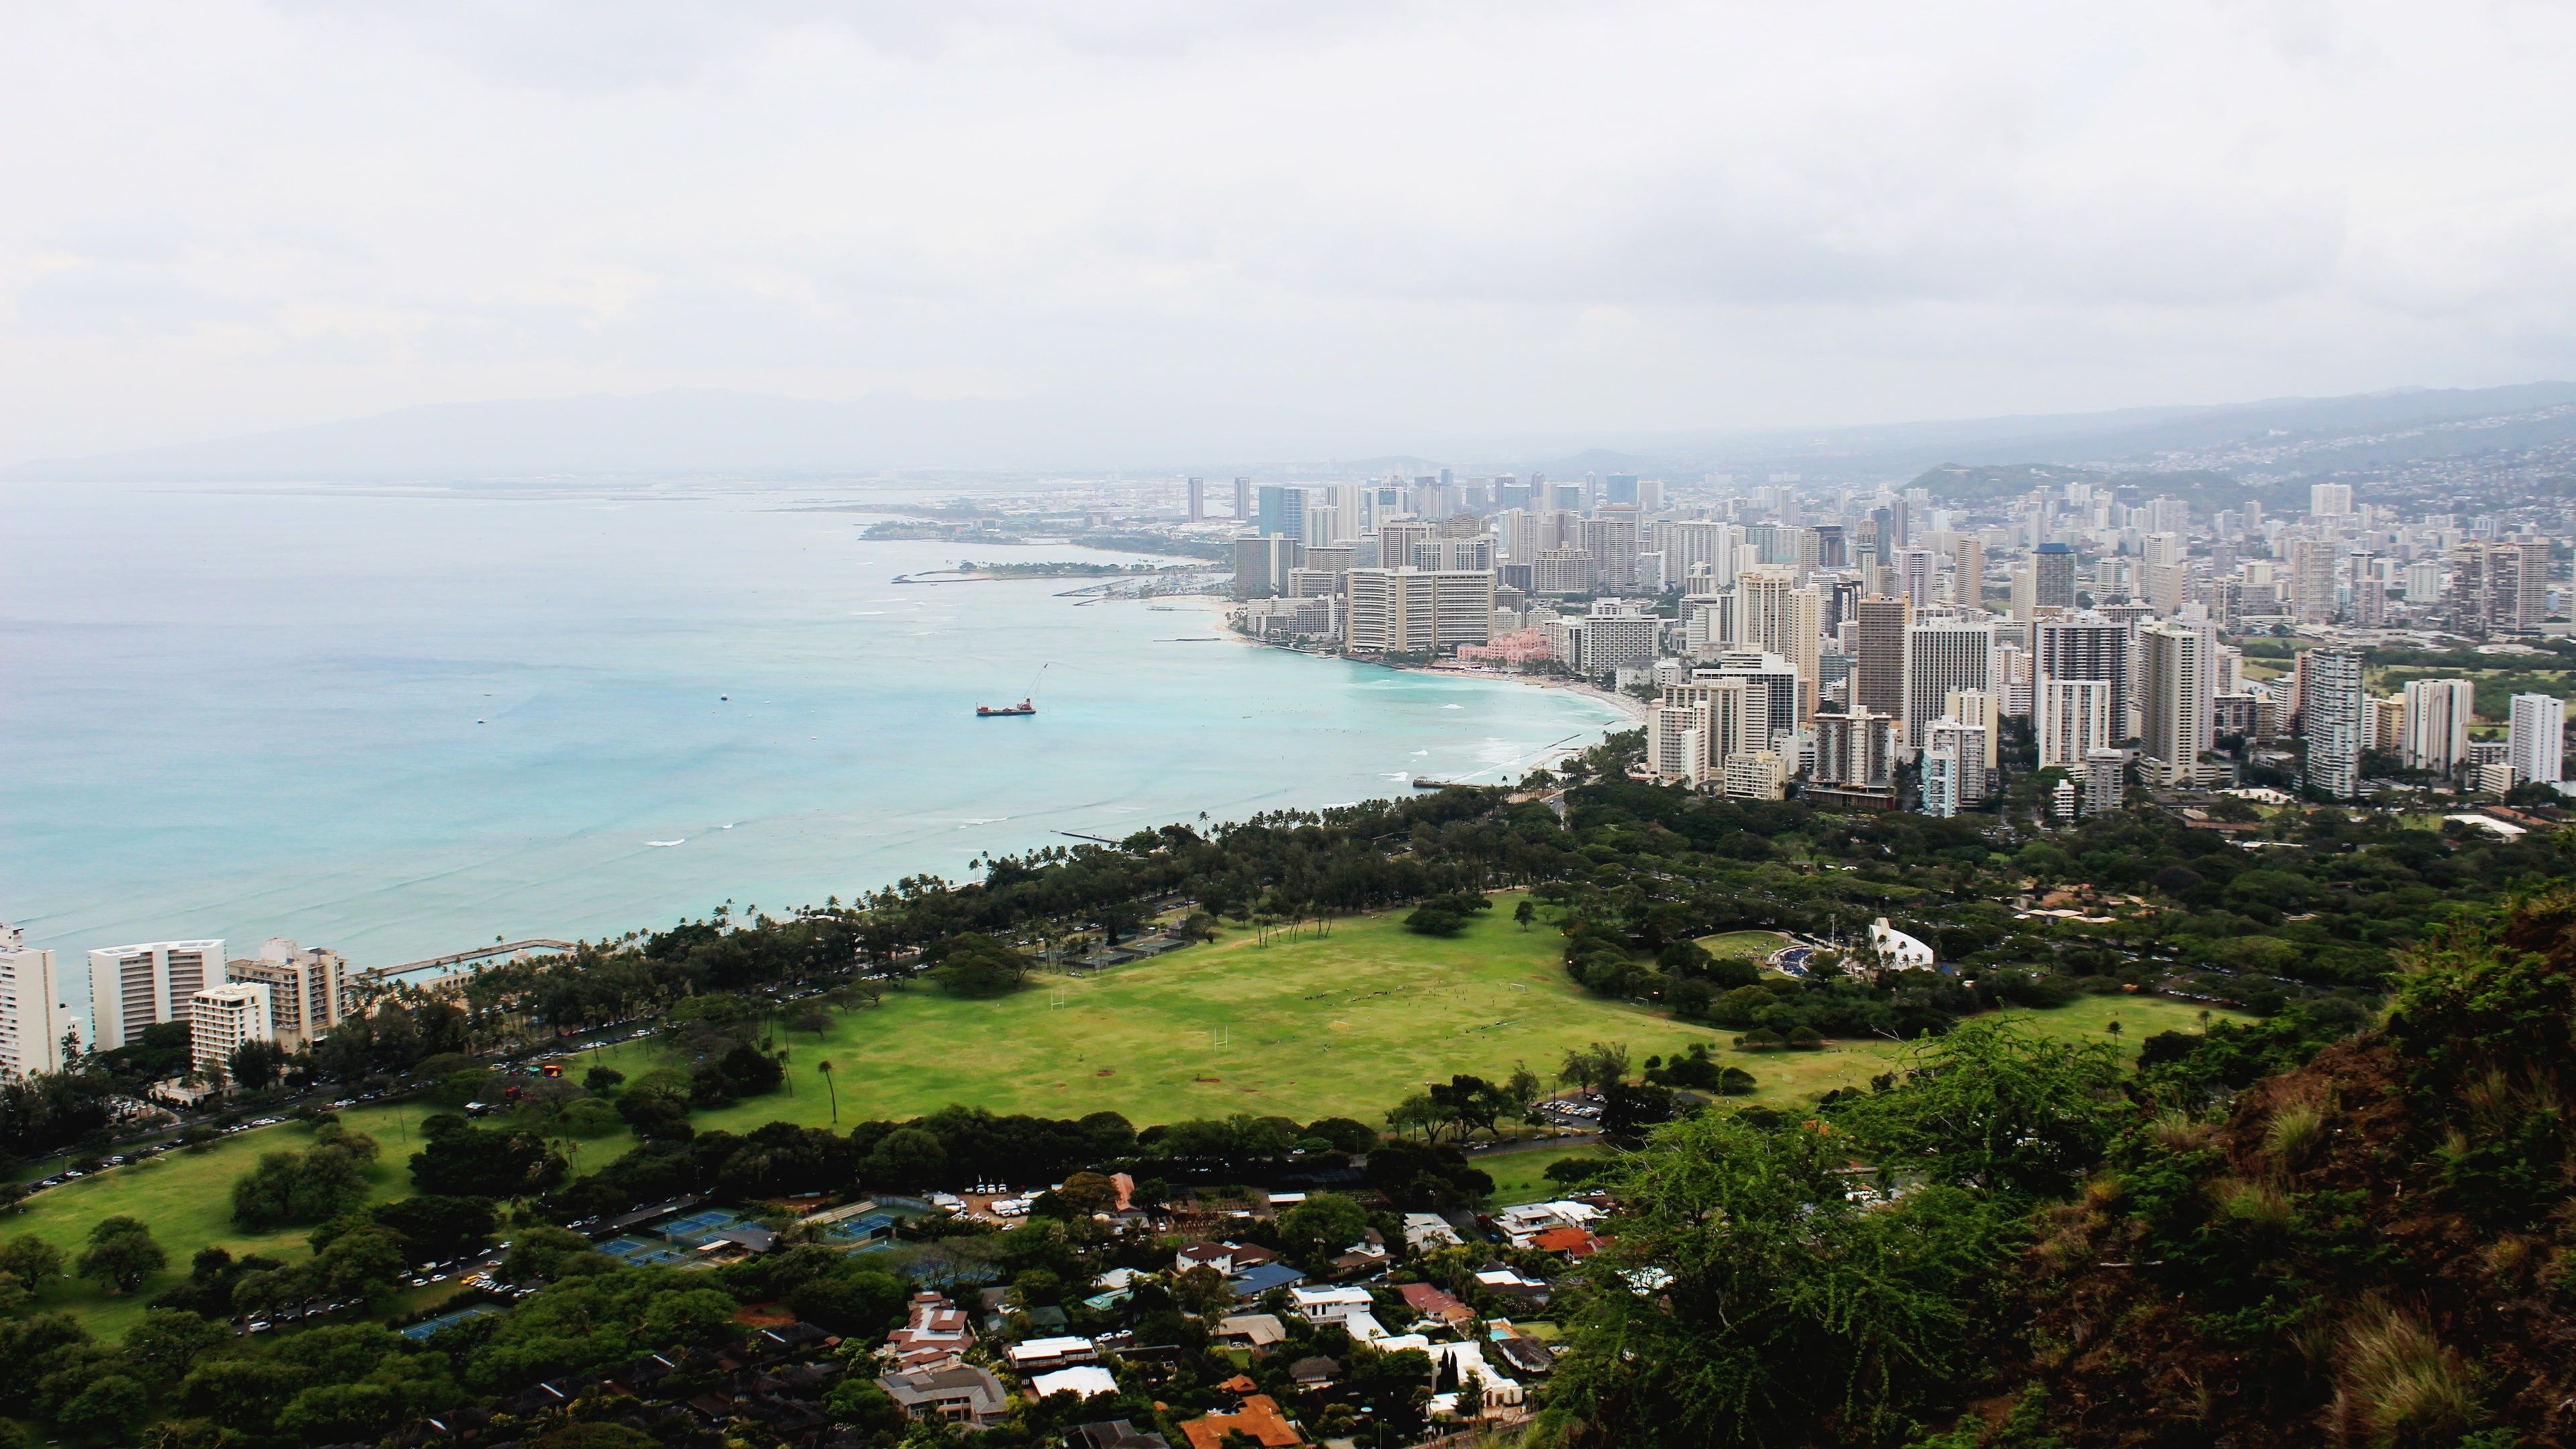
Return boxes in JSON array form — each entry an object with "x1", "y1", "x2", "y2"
[{"x1": 6, "y1": 3, "x2": 2575, "y2": 466}]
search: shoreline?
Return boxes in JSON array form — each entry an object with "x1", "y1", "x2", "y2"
[{"x1": 1200, "y1": 598, "x2": 1642, "y2": 780}]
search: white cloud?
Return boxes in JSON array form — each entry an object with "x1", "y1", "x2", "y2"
[{"x1": 1, "y1": 0, "x2": 2573, "y2": 462}]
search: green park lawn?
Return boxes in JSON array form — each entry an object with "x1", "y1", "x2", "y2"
[
  {"x1": 9, "y1": 1100, "x2": 433, "y2": 1336},
  {"x1": 600, "y1": 892, "x2": 1717, "y2": 1135},
  {"x1": 1477, "y1": 1143, "x2": 1607, "y2": 1207},
  {"x1": 1699, "y1": 930, "x2": 1791, "y2": 959}
]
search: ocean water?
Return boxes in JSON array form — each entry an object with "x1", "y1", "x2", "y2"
[{"x1": 1, "y1": 480, "x2": 1626, "y2": 983}]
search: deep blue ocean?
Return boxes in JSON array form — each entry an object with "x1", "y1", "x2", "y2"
[{"x1": 1, "y1": 480, "x2": 1625, "y2": 994}]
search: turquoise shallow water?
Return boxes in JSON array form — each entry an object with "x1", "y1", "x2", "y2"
[{"x1": 1, "y1": 481, "x2": 1625, "y2": 984}]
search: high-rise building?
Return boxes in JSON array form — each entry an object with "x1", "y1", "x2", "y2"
[
  {"x1": 2083, "y1": 747, "x2": 2130, "y2": 815},
  {"x1": 1854, "y1": 596, "x2": 1911, "y2": 721},
  {"x1": 2290, "y1": 537, "x2": 2339, "y2": 624},
  {"x1": 1646, "y1": 704, "x2": 1711, "y2": 786},
  {"x1": 86, "y1": 940, "x2": 223, "y2": 1051},
  {"x1": 2035, "y1": 614, "x2": 2135, "y2": 741},
  {"x1": 2402, "y1": 678, "x2": 2475, "y2": 775},
  {"x1": 1534, "y1": 549, "x2": 1595, "y2": 596},
  {"x1": 2405, "y1": 559, "x2": 2443, "y2": 605},
  {"x1": 190, "y1": 980, "x2": 274, "y2": 1081},
  {"x1": 1255, "y1": 485, "x2": 1308, "y2": 539},
  {"x1": 1811, "y1": 707, "x2": 1897, "y2": 794},
  {"x1": 1945, "y1": 689, "x2": 2001, "y2": 770},
  {"x1": 1186, "y1": 476, "x2": 1205, "y2": 523},
  {"x1": 1733, "y1": 571, "x2": 1823, "y2": 719},
  {"x1": 2032, "y1": 543, "x2": 2076, "y2": 610},
  {"x1": 0, "y1": 926, "x2": 67, "y2": 1077},
  {"x1": 1344, "y1": 570, "x2": 1495, "y2": 655},
  {"x1": 1925, "y1": 717, "x2": 1990, "y2": 810},
  {"x1": 2510, "y1": 692, "x2": 2566, "y2": 788},
  {"x1": 225, "y1": 938, "x2": 350, "y2": 1048},
  {"x1": 2035, "y1": 678, "x2": 2112, "y2": 769},
  {"x1": 2301, "y1": 649, "x2": 2366, "y2": 799},
  {"x1": 2139, "y1": 623, "x2": 2215, "y2": 785},
  {"x1": 1722, "y1": 751, "x2": 1789, "y2": 801},
  {"x1": 1896, "y1": 547, "x2": 1937, "y2": 610},
  {"x1": 2310, "y1": 482, "x2": 2355, "y2": 517},
  {"x1": 1232, "y1": 536, "x2": 1301, "y2": 599},
  {"x1": 1580, "y1": 514, "x2": 1641, "y2": 592},
  {"x1": 1234, "y1": 476, "x2": 1251, "y2": 521},
  {"x1": 1903, "y1": 622, "x2": 1993, "y2": 748},
  {"x1": 2347, "y1": 553, "x2": 2385, "y2": 628},
  {"x1": 2442, "y1": 541, "x2": 2551, "y2": 636},
  {"x1": 1951, "y1": 536, "x2": 1988, "y2": 608}
]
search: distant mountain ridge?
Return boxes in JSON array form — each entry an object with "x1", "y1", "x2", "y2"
[{"x1": 9, "y1": 380, "x2": 2572, "y2": 484}]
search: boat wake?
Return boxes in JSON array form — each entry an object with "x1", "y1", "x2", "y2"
[{"x1": 646, "y1": 839, "x2": 686, "y2": 848}]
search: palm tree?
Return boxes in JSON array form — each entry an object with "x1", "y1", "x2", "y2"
[{"x1": 818, "y1": 1059, "x2": 839, "y2": 1124}]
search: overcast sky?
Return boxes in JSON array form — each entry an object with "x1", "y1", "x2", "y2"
[{"x1": 3, "y1": 1, "x2": 2572, "y2": 464}]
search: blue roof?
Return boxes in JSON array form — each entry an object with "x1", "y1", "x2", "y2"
[{"x1": 1230, "y1": 1263, "x2": 1309, "y2": 1297}]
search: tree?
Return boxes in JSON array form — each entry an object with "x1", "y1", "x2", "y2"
[
  {"x1": 409, "y1": 1121, "x2": 568, "y2": 1198},
  {"x1": 227, "y1": 1038, "x2": 289, "y2": 1091},
  {"x1": 822, "y1": 1379, "x2": 908, "y2": 1439},
  {"x1": 370, "y1": 1195, "x2": 498, "y2": 1261},
  {"x1": 56, "y1": 1373, "x2": 151, "y2": 1440},
  {"x1": 536, "y1": 1426, "x2": 661, "y2": 1449},
  {"x1": 125, "y1": 1307, "x2": 227, "y2": 1377},
  {"x1": 0, "y1": 1233, "x2": 65, "y2": 1290},
  {"x1": 582, "y1": 1066, "x2": 625, "y2": 1094},
  {"x1": 863, "y1": 1127, "x2": 947, "y2": 1188},
  {"x1": 231, "y1": 1130, "x2": 378, "y2": 1229},
  {"x1": 1538, "y1": 1112, "x2": 2024, "y2": 1448},
  {"x1": 1515, "y1": 900, "x2": 1538, "y2": 930},
  {"x1": 1277, "y1": 1192, "x2": 1369, "y2": 1267},
  {"x1": 931, "y1": 934, "x2": 1032, "y2": 998},
  {"x1": 77, "y1": 1216, "x2": 165, "y2": 1293},
  {"x1": 715, "y1": 1042, "x2": 784, "y2": 1096},
  {"x1": 1560, "y1": 1041, "x2": 1631, "y2": 1094},
  {"x1": 787, "y1": 1268, "x2": 906, "y2": 1336},
  {"x1": 817, "y1": 1058, "x2": 839, "y2": 1125},
  {"x1": 1829, "y1": 1017, "x2": 2125, "y2": 1200}
]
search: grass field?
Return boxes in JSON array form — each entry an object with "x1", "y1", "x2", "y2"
[
  {"x1": 9, "y1": 1100, "x2": 433, "y2": 1336},
  {"x1": 1699, "y1": 930, "x2": 1791, "y2": 959},
  {"x1": 1477, "y1": 1144, "x2": 1605, "y2": 1206},
  {"x1": 596, "y1": 894, "x2": 1719, "y2": 1135}
]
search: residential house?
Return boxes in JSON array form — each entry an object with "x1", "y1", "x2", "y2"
[
  {"x1": 1395, "y1": 1283, "x2": 1473, "y2": 1329},
  {"x1": 886, "y1": 1292, "x2": 975, "y2": 1370},
  {"x1": 877, "y1": 1364, "x2": 1009, "y2": 1428},
  {"x1": 1007, "y1": 1336, "x2": 1099, "y2": 1373},
  {"x1": 1179, "y1": 1394, "x2": 1305, "y2": 1449}
]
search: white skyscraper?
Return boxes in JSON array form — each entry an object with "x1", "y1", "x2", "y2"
[
  {"x1": 2510, "y1": 692, "x2": 2566, "y2": 788},
  {"x1": 2035, "y1": 678, "x2": 2113, "y2": 769},
  {"x1": 2402, "y1": 678, "x2": 2475, "y2": 776},
  {"x1": 1, "y1": 925, "x2": 68, "y2": 1077},
  {"x1": 86, "y1": 939, "x2": 224, "y2": 1051},
  {"x1": 2139, "y1": 623, "x2": 2215, "y2": 785},
  {"x1": 2301, "y1": 649, "x2": 2366, "y2": 800},
  {"x1": 2309, "y1": 482, "x2": 2355, "y2": 517},
  {"x1": 1903, "y1": 621, "x2": 1994, "y2": 748}
]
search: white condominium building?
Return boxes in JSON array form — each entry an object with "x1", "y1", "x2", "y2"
[
  {"x1": 87, "y1": 939, "x2": 224, "y2": 1051},
  {"x1": 191, "y1": 980, "x2": 274, "y2": 1080},
  {"x1": 2510, "y1": 692, "x2": 2566, "y2": 788},
  {"x1": 1, "y1": 925, "x2": 68, "y2": 1077},
  {"x1": 226, "y1": 938, "x2": 352, "y2": 1047},
  {"x1": 2402, "y1": 678, "x2": 2475, "y2": 775},
  {"x1": 1903, "y1": 621, "x2": 1992, "y2": 749},
  {"x1": 1344, "y1": 569, "x2": 1494, "y2": 655},
  {"x1": 2035, "y1": 678, "x2": 2112, "y2": 770},
  {"x1": 2301, "y1": 649, "x2": 2367, "y2": 800},
  {"x1": 2139, "y1": 623, "x2": 2215, "y2": 786}
]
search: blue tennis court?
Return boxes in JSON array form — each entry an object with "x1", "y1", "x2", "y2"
[
  {"x1": 660, "y1": 1210, "x2": 739, "y2": 1237},
  {"x1": 600, "y1": 1235, "x2": 694, "y2": 1266}
]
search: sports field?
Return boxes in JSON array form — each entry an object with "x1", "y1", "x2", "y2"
[{"x1": 596, "y1": 893, "x2": 1719, "y2": 1134}]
